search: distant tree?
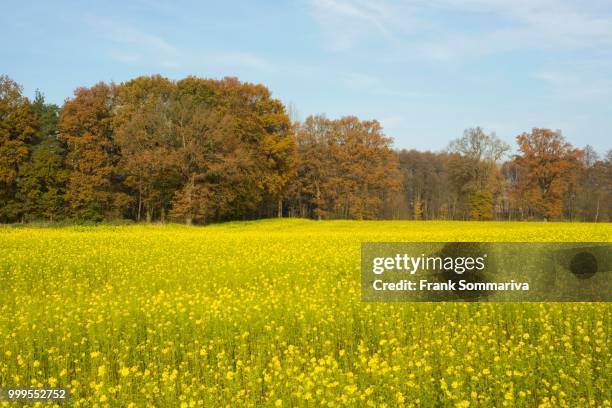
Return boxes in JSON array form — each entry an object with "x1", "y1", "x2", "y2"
[
  {"x1": 583, "y1": 145, "x2": 599, "y2": 168},
  {"x1": 468, "y1": 190, "x2": 494, "y2": 220},
  {"x1": 3, "y1": 73, "x2": 609, "y2": 224},
  {"x1": 602, "y1": 151, "x2": 612, "y2": 221},
  {"x1": 286, "y1": 116, "x2": 326, "y2": 219},
  {"x1": 583, "y1": 145, "x2": 604, "y2": 221},
  {"x1": 333, "y1": 117, "x2": 401, "y2": 219},
  {"x1": 0, "y1": 75, "x2": 35, "y2": 222},
  {"x1": 512, "y1": 128, "x2": 583, "y2": 220},
  {"x1": 447, "y1": 127, "x2": 509, "y2": 220},
  {"x1": 18, "y1": 92, "x2": 67, "y2": 220},
  {"x1": 210, "y1": 77, "x2": 296, "y2": 219},
  {"x1": 413, "y1": 194, "x2": 423, "y2": 220},
  {"x1": 59, "y1": 82, "x2": 131, "y2": 220},
  {"x1": 397, "y1": 150, "x2": 454, "y2": 220},
  {"x1": 166, "y1": 77, "x2": 296, "y2": 224},
  {"x1": 574, "y1": 146, "x2": 611, "y2": 222},
  {"x1": 113, "y1": 75, "x2": 180, "y2": 222},
  {"x1": 167, "y1": 92, "x2": 232, "y2": 225},
  {"x1": 289, "y1": 115, "x2": 400, "y2": 220}
]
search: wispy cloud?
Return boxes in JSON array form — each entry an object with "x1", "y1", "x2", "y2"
[
  {"x1": 311, "y1": 0, "x2": 394, "y2": 37},
  {"x1": 308, "y1": 0, "x2": 612, "y2": 57},
  {"x1": 307, "y1": 0, "x2": 612, "y2": 106},
  {"x1": 105, "y1": 23, "x2": 179, "y2": 56},
  {"x1": 309, "y1": 0, "x2": 401, "y2": 50},
  {"x1": 532, "y1": 68, "x2": 612, "y2": 100},
  {"x1": 425, "y1": 0, "x2": 612, "y2": 51},
  {"x1": 86, "y1": 17, "x2": 181, "y2": 69},
  {"x1": 85, "y1": 17, "x2": 277, "y2": 74}
]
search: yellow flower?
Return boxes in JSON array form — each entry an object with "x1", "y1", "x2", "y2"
[{"x1": 120, "y1": 367, "x2": 130, "y2": 377}]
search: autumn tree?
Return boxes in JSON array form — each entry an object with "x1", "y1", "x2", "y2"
[
  {"x1": 159, "y1": 76, "x2": 295, "y2": 224},
  {"x1": 397, "y1": 150, "x2": 454, "y2": 220},
  {"x1": 287, "y1": 115, "x2": 333, "y2": 219},
  {"x1": 573, "y1": 146, "x2": 611, "y2": 222},
  {"x1": 289, "y1": 115, "x2": 400, "y2": 220},
  {"x1": 511, "y1": 128, "x2": 583, "y2": 220},
  {"x1": 0, "y1": 75, "x2": 35, "y2": 222},
  {"x1": 206, "y1": 77, "x2": 296, "y2": 219},
  {"x1": 3, "y1": 73, "x2": 609, "y2": 224},
  {"x1": 335, "y1": 117, "x2": 401, "y2": 219},
  {"x1": 447, "y1": 127, "x2": 509, "y2": 220},
  {"x1": 59, "y1": 82, "x2": 131, "y2": 220},
  {"x1": 167, "y1": 92, "x2": 233, "y2": 224},
  {"x1": 599, "y1": 151, "x2": 612, "y2": 221},
  {"x1": 113, "y1": 75, "x2": 180, "y2": 222}
]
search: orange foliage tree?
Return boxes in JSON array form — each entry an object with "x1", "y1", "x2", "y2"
[
  {"x1": 512, "y1": 128, "x2": 583, "y2": 220},
  {"x1": 59, "y1": 83, "x2": 131, "y2": 220}
]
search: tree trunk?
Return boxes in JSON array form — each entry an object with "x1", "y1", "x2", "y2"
[
  {"x1": 315, "y1": 180, "x2": 322, "y2": 220},
  {"x1": 186, "y1": 173, "x2": 194, "y2": 225},
  {"x1": 137, "y1": 186, "x2": 142, "y2": 222},
  {"x1": 277, "y1": 199, "x2": 282, "y2": 218}
]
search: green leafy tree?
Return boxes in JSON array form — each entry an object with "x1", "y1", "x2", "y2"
[{"x1": 19, "y1": 92, "x2": 67, "y2": 220}]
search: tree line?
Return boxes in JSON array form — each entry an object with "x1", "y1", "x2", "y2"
[{"x1": 1, "y1": 74, "x2": 610, "y2": 224}]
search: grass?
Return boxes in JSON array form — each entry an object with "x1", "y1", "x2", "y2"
[{"x1": 0, "y1": 219, "x2": 610, "y2": 407}]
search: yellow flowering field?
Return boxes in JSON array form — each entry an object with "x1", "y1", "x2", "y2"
[{"x1": 0, "y1": 220, "x2": 610, "y2": 407}]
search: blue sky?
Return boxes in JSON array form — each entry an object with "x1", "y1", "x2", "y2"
[{"x1": 2, "y1": 0, "x2": 611, "y2": 154}]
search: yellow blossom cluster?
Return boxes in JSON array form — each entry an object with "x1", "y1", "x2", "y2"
[{"x1": 0, "y1": 219, "x2": 610, "y2": 406}]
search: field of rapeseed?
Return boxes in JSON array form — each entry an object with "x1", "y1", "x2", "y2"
[{"x1": 0, "y1": 219, "x2": 610, "y2": 407}]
